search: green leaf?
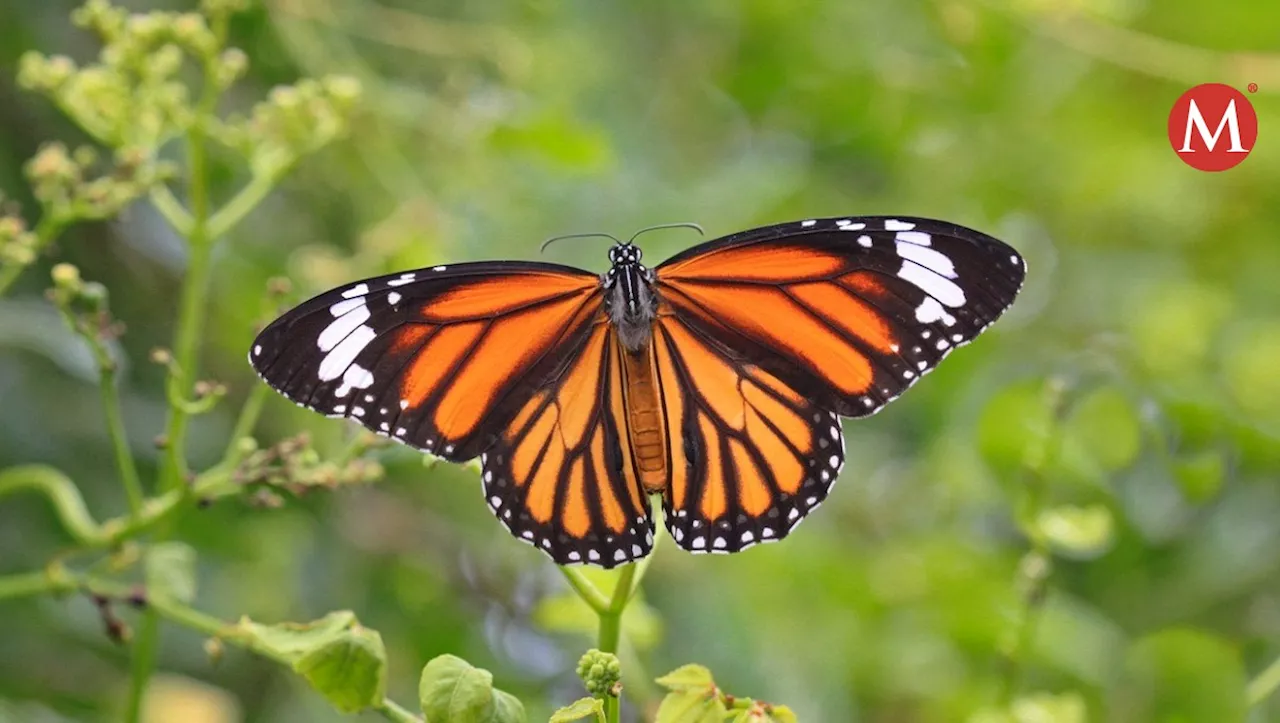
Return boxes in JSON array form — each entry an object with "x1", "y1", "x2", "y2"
[
  {"x1": 293, "y1": 626, "x2": 387, "y2": 713},
  {"x1": 491, "y1": 689, "x2": 527, "y2": 723},
  {"x1": 1036, "y1": 505, "x2": 1114, "y2": 559},
  {"x1": 235, "y1": 610, "x2": 357, "y2": 661},
  {"x1": 653, "y1": 690, "x2": 726, "y2": 723},
  {"x1": 1112, "y1": 628, "x2": 1247, "y2": 723},
  {"x1": 419, "y1": 654, "x2": 495, "y2": 723},
  {"x1": 145, "y1": 541, "x2": 197, "y2": 603},
  {"x1": 549, "y1": 697, "x2": 605, "y2": 723},
  {"x1": 655, "y1": 664, "x2": 715, "y2": 692}
]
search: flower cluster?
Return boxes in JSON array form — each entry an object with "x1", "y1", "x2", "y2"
[{"x1": 576, "y1": 649, "x2": 623, "y2": 698}]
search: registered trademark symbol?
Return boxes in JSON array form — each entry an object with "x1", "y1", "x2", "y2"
[{"x1": 1248, "y1": 83, "x2": 1259, "y2": 93}]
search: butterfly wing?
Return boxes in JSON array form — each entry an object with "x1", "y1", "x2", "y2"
[
  {"x1": 250, "y1": 262, "x2": 604, "y2": 462},
  {"x1": 649, "y1": 310, "x2": 844, "y2": 552},
  {"x1": 251, "y1": 262, "x2": 652, "y2": 567},
  {"x1": 652, "y1": 216, "x2": 1024, "y2": 551},
  {"x1": 479, "y1": 320, "x2": 654, "y2": 567}
]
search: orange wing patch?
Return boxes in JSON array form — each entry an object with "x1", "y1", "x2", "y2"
[
  {"x1": 664, "y1": 282, "x2": 876, "y2": 396},
  {"x1": 661, "y1": 245, "x2": 844, "y2": 282}
]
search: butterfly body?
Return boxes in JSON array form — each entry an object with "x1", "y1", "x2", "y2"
[{"x1": 252, "y1": 216, "x2": 1025, "y2": 567}]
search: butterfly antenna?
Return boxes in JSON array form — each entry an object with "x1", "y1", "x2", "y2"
[
  {"x1": 628, "y1": 222, "x2": 705, "y2": 245},
  {"x1": 539, "y1": 232, "x2": 623, "y2": 254}
]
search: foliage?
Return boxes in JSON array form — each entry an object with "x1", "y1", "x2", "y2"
[{"x1": 0, "y1": 0, "x2": 1278, "y2": 722}]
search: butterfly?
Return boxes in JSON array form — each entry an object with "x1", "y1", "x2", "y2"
[{"x1": 250, "y1": 216, "x2": 1025, "y2": 567}]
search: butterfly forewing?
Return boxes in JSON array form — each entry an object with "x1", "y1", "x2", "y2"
[
  {"x1": 250, "y1": 262, "x2": 603, "y2": 461},
  {"x1": 655, "y1": 216, "x2": 1025, "y2": 419}
]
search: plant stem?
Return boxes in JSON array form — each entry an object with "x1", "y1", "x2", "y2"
[
  {"x1": 0, "y1": 465, "x2": 103, "y2": 546},
  {"x1": 377, "y1": 700, "x2": 424, "y2": 723},
  {"x1": 123, "y1": 610, "x2": 160, "y2": 723},
  {"x1": 597, "y1": 563, "x2": 638, "y2": 656},
  {"x1": 148, "y1": 185, "x2": 193, "y2": 236},
  {"x1": 207, "y1": 168, "x2": 289, "y2": 239},
  {"x1": 1248, "y1": 654, "x2": 1280, "y2": 708},
  {"x1": 0, "y1": 570, "x2": 59, "y2": 601},
  {"x1": 98, "y1": 355, "x2": 144, "y2": 517},
  {"x1": 559, "y1": 566, "x2": 610, "y2": 615},
  {"x1": 0, "y1": 213, "x2": 66, "y2": 297}
]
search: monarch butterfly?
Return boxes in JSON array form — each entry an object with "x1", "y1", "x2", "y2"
[{"x1": 251, "y1": 216, "x2": 1024, "y2": 567}]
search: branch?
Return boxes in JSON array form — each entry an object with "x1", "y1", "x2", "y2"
[{"x1": 0, "y1": 213, "x2": 67, "y2": 297}]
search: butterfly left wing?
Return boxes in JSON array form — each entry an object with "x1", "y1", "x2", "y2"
[
  {"x1": 250, "y1": 261, "x2": 604, "y2": 462},
  {"x1": 652, "y1": 216, "x2": 1024, "y2": 552},
  {"x1": 654, "y1": 216, "x2": 1025, "y2": 419}
]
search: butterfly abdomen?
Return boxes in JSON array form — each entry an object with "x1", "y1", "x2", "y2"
[{"x1": 619, "y1": 342, "x2": 669, "y2": 493}]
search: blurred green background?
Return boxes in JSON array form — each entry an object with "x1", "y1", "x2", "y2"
[{"x1": 1, "y1": 0, "x2": 1278, "y2": 721}]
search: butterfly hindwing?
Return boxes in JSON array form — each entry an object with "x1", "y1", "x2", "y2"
[
  {"x1": 655, "y1": 216, "x2": 1025, "y2": 418},
  {"x1": 651, "y1": 310, "x2": 843, "y2": 553},
  {"x1": 250, "y1": 262, "x2": 603, "y2": 461},
  {"x1": 479, "y1": 319, "x2": 655, "y2": 567}
]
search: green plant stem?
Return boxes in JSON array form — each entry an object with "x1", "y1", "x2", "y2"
[
  {"x1": 98, "y1": 357, "x2": 144, "y2": 517},
  {"x1": 0, "y1": 570, "x2": 59, "y2": 601},
  {"x1": 207, "y1": 168, "x2": 290, "y2": 239},
  {"x1": 598, "y1": 563, "x2": 638, "y2": 656},
  {"x1": 1249, "y1": 655, "x2": 1280, "y2": 708},
  {"x1": 0, "y1": 213, "x2": 66, "y2": 297},
  {"x1": 221, "y1": 383, "x2": 270, "y2": 464},
  {"x1": 0, "y1": 463, "x2": 238, "y2": 562},
  {"x1": 376, "y1": 700, "x2": 424, "y2": 723},
  {"x1": 123, "y1": 610, "x2": 160, "y2": 723},
  {"x1": 0, "y1": 465, "x2": 103, "y2": 546},
  {"x1": 148, "y1": 185, "x2": 193, "y2": 236},
  {"x1": 559, "y1": 567, "x2": 611, "y2": 615}
]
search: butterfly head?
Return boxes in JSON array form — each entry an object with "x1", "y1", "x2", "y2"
[{"x1": 604, "y1": 243, "x2": 656, "y2": 351}]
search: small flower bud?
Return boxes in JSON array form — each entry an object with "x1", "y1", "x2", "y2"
[
  {"x1": 149, "y1": 347, "x2": 172, "y2": 365},
  {"x1": 215, "y1": 48, "x2": 248, "y2": 88},
  {"x1": 203, "y1": 636, "x2": 225, "y2": 665},
  {"x1": 51, "y1": 263, "x2": 82, "y2": 290}
]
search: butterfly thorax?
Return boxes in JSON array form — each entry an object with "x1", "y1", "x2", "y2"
[{"x1": 603, "y1": 243, "x2": 657, "y2": 352}]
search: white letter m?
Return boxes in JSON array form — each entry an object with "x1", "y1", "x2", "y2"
[{"x1": 1180, "y1": 99, "x2": 1250, "y2": 153}]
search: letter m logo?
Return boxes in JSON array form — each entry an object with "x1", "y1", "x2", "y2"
[{"x1": 1168, "y1": 84, "x2": 1258, "y2": 172}]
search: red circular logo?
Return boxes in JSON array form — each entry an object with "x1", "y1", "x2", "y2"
[{"x1": 1168, "y1": 83, "x2": 1257, "y2": 171}]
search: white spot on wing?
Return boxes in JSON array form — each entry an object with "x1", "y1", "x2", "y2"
[
  {"x1": 885, "y1": 219, "x2": 915, "y2": 231},
  {"x1": 334, "y1": 363, "x2": 375, "y2": 398},
  {"x1": 253, "y1": 345, "x2": 262, "y2": 357},
  {"x1": 899, "y1": 264, "x2": 965, "y2": 307},
  {"x1": 896, "y1": 230, "x2": 931, "y2": 246},
  {"x1": 387, "y1": 292, "x2": 402, "y2": 305},
  {"x1": 432, "y1": 265, "x2": 447, "y2": 272},
  {"x1": 801, "y1": 220, "x2": 816, "y2": 227},
  {"x1": 915, "y1": 297, "x2": 958, "y2": 325},
  {"x1": 318, "y1": 303, "x2": 370, "y2": 352},
  {"x1": 318, "y1": 326, "x2": 376, "y2": 381},
  {"x1": 857, "y1": 235, "x2": 872, "y2": 248},
  {"x1": 896, "y1": 241, "x2": 957, "y2": 278},
  {"x1": 341, "y1": 283, "x2": 369, "y2": 299}
]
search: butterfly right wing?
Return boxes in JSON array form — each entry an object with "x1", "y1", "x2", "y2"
[{"x1": 479, "y1": 316, "x2": 655, "y2": 567}]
